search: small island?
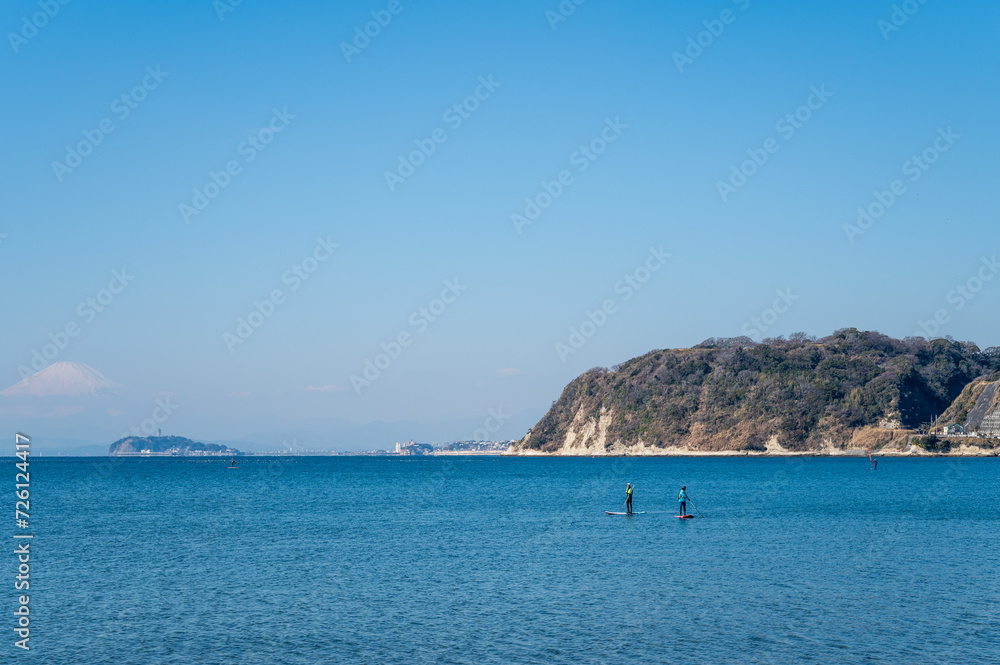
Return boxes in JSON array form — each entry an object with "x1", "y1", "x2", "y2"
[{"x1": 109, "y1": 435, "x2": 241, "y2": 457}]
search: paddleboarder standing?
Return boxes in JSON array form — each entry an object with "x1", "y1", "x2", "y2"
[
  {"x1": 625, "y1": 483, "x2": 634, "y2": 514},
  {"x1": 678, "y1": 486, "x2": 689, "y2": 516}
]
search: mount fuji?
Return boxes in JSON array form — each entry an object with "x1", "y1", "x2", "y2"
[{"x1": 1, "y1": 362, "x2": 120, "y2": 397}]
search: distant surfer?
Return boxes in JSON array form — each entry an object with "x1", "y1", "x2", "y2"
[
  {"x1": 231, "y1": 458, "x2": 236, "y2": 467},
  {"x1": 678, "y1": 486, "x2": 689, "y2": 516},
  {"x1": 625, "y1": 483, "x2": 634, "y2": 514},
  {"x1": 872, "y1": 458, "x2": 877, "y2": 471}
]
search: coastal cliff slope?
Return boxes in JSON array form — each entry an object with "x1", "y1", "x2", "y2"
[{"x1": 512, "y1": 329, "x2": 1000, "y2": 454}]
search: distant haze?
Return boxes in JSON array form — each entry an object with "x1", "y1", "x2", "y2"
[{"x1": 2, "y1": 1, "x2": 997, "y2": 452}]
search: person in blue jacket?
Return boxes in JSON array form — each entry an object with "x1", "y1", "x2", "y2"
[{"x1": 678, "y1": 486, "x2": 689, "y2": 516}]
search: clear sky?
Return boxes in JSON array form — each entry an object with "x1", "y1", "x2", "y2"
[{"x1": 2, "y1": 0, "x2": 998, "y2": 451}]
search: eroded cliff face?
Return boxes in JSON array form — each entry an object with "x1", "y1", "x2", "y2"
[
  {"x1": 112, "y1": 439, "x2": 139, "y2": 454},
  {"x1": 510, "y1": 331, "x2": 1000, "y2": 455},
  {"x1": 514, "y1": 407, "x2": 909, "y2": 455}
]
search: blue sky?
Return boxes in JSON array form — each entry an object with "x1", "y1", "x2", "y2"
[{"x1": 2, "y1": 0, "x2": 998, "y2": 451}]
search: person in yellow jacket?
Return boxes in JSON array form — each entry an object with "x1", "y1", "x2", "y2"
[{"x1": 625, "y1": 483, "x2": 634, "y2": 514}]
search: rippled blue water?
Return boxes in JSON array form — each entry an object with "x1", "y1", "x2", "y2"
[{"x1": 16, "y1": 456, "x2": 1000, "y2": 664}]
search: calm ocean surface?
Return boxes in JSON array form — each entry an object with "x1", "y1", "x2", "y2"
[{"x1": 17, "y1": 456, "x2": 1000, "y2": 664}]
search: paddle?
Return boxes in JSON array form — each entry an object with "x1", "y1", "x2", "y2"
[{"x1": 687, "y1": 496, "x2": 705, "y2": 518}]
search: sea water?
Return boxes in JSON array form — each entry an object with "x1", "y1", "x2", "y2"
[{"x1": 20, "y1": 456, "x2": 1000, "y2": 664}]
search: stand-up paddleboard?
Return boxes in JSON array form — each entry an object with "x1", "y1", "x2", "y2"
[
  {"x1": 605, "y1": 511, "x2": 645, "y2": 515},
  {"x1": 675, "y1": 514, "x2": 694, "y2": 519},
  {"x1": 226, "y1": 466, "x2": 240, "y2": 469}
]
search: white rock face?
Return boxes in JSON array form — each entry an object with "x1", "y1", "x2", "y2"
[
  {"x1": 0, "y1": 362, "x2": 120, "y2": 397},
  {"x1": 878, "y1": 417, "x2": 902, "y2": 430}
]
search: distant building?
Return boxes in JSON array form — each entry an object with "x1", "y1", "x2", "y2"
[
  {"x1": 942, "y1": 423, "x2": 965, "y2": 436},
  {"x1": 440, "y1": 440, "x2": 512, "y2": 452}
]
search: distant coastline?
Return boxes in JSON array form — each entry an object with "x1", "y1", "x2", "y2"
[
  {"x1": 506, "y1": 431, "x2": 1000, "y2": 457},
  {"x1": 106, "y1": 437, "x2": 513, "y2": 457},
  {"x1": 97, "y1": 447, "x2": 996, "y2": 458},
  {"x1": 504, "y1": 443, "x2": 1000, "y2": 458}
]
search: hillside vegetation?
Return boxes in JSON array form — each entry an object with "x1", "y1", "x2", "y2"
[
  {"x1": 514, "y1": 329, "x2": 1000, "y2": 453},
  {"x1": 109, "y1": 435, "x2": 240, "y2": 456}
]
